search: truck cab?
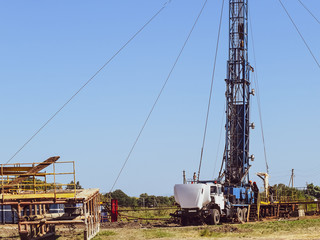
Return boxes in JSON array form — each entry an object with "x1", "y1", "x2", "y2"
[
  {"x1": 209, "y1": 183, "x2": 225, "y2": 212},
  {"x1": 173, "y1": 181, "x2": 225, "y2": 225}
]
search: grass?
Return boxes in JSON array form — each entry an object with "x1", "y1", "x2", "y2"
[
  {"x1": 143, "y1": 229, "x2": 175, "y2": 238},
  {"x1": 90, "y1": 218, "x2": 320, "y2": 239},
  {"x1": 199, "y1": 228, "x2": 223, "y2": 237},
  {"x1": 119, "y1": 207, "x2": 177, "y2": 221},
  {"x1": 198, "y1": 218, "x2": 320, "y2": 239},
  {"x1": 93, "y1": 230, "x2": 116, "y2": 240},
  {"x1": 238, "y1": 218, "x2": 320, "y2": 236},
  {"x1": 3, "y1": 217, "x2": 320, "y2": 239}
]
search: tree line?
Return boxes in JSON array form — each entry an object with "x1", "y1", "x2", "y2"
[
  {"x1": 106, "y1": 183, "x2": 320, "y2": 207},
  {"x1": 104, "y1": 189, "x2": 175, "y2": 207},
  {"x1": 268, "y1": 183, "x2": 320, "y2": 200}
]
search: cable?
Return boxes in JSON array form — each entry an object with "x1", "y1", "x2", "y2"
[
  {"x1": 248, "y1": 8, "x2": 269, "y2": 174},
  {"x1": 197, "y1": 0, "x2": 225, "y2": 181},
  {"x1": 110, "y1": 0, "x2": 209, "y2": 192},
  {"x1": 297, "y1": 0, "x2": 320, "y2": 25},
  {"x1": 213, "y1": 104, "x2": 225, "y2": 178},
  {"x1": 5, "y1": 2, "x2": 171, "y2": 164},
  {"x1": 278, "y1": 0, "x2": 320, "y2": 69}
]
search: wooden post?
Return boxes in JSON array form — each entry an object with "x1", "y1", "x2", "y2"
[
  {"x1": 34, "y1": 205, "x2": 38, "y2": 216},
  {"x1": 33, "y1": 163, "x2": 36, "y2": 194},
  {"x1": 1, "y1": 164, "x2": 3, "y2": 194},
  {"x1": 29, "y1": 205, "x2": 32, "y2": 216},
  {"x1": 305, "y1": 203, "x2": 307, "y2": 214},
  {"x1": 53, "y1": 162, "x2": 56, "y2": 200}
]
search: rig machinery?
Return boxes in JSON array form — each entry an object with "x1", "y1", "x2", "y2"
[{"x1": 173, "y1": 0, "x2": 257, "y2": 225}]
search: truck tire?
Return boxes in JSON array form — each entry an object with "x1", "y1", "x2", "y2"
[
  {"x1": 211, "y1": 209, "x2": 220, "y2": 225},
  {"x1": 237, "y1": 207, "x2": 244, "y2": 222},
  {"x1": 181, "y1": 216, "x2": 188, "y2": 226}
]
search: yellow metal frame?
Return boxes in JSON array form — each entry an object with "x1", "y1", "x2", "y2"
[{"x1": 0, "y1": 161, "x2": 76, "y2": 199}]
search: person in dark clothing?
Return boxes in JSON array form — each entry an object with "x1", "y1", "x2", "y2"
[
  {"x1": 269, "y1": 186, "x2": 274, "y2": 203},
  {"x1": 192, "y1": 172, "x2": 197, "y2": 183},
  {"x1": 251, "y1": 182, "x2": 259, "y2": 204},
  {"x1": 238, "y1": 22, "x2": 244, "y2": 48}
]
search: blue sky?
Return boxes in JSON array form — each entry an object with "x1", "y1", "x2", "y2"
[{"x1": 0, "y1": 0, "x2": 319, "y2": 196}]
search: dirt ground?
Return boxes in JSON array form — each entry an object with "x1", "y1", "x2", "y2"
[{"x1": 1, "y1": 216, "x2": 320, "y2": 240}]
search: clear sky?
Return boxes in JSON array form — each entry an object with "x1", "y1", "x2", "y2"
[{"x1": 0, "y1": 0, "x2": 319, "y2": 196}]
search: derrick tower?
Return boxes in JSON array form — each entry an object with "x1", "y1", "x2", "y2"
[{"x1": 224, "y1": 0, "x2": 252, "y2": 186}]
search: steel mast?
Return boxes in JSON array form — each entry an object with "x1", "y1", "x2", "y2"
[{"x1": 224, "y1": 0, "x2": 253, "y2": 187}]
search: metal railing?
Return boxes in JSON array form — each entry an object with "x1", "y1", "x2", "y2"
[
  {"x1": 259, "y1": 187, "x2": 316, "y2": 203},
  {"x1": 0, "y1": 161, "x2": 76, "y2": 197}
]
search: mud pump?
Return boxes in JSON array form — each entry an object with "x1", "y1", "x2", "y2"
[{"x1": 173, "y1": 0, "x2": 258, "y2": 225}]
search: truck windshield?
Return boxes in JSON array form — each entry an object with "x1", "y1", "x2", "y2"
[{"x1": 210, "y1": 186, "x2": 217, "y2": 194}]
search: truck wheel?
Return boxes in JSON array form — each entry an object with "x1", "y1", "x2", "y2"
[
  {"x1": 242, "y1": 208, "x2": 248, "y2": 222},
  {"x1": 181, "y1": 216, "x2": 188, "y2": 226},
  {"x1": 237, "y1": 207, "x2": 244, "y2": 222},
  {"x1": 211, "y1": 209, "x2": 220, "y2": 225}
]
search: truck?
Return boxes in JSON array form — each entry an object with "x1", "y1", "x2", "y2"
[{"x1": 173, "y1": 180, "x2": 254, "y2": 225}]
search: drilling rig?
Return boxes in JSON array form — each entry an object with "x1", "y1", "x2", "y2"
[
  {"x1": 221, "y1": 0, "x2": 254, "y2": 204},
  {"x1": 173, "y1": 0, "x2": 256, "y2": 225}
]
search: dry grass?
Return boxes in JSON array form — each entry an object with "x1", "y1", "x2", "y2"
[
  {"x1": 1, "y1": 217, "x2": 320, "y2": 240},
  {"x1": 92, "y1": 217, "x2": 320, "y2": 240}
]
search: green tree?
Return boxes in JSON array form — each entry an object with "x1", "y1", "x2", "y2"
[
  {"x1": 271, "y1": 183, "x2": 312, "y2": 201},
  {"x1": 109, "y1": 189, "x2": 133, "y2": 207},
  {"x1": 66, "y1": 181, "x2": 83, "y2": 190},
  {"x1": 104, "y1": 190, "x2": 175, "y2": 208},
  {"x1": 307, "y1": 183, "x2": 320, "y2": 198}
]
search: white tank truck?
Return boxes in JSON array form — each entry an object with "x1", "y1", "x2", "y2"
[
  {"x1": 172, "y1": 176, "x2": 254, "y2": 225},
  {"x1": 174, "y1": 180, "x2": 226, "y2": 225}
]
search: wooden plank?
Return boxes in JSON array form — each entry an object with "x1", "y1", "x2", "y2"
[
  {"x1": 1, "y1": 172, "x2": 46, "y2": 176},
  {"x1": 247, "y1": 205, "x2": 251, "y2": 222},
  {"x1": 2, "y1": 192, "x2": 75, "y2": 200},
  {"x1": 75, "y1": 188, "x2": 99, "y2": 200},
  {"x1": 1, "y1": 167, "x2": 33, "y2": 172}
]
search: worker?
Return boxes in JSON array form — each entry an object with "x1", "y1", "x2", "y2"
[
  {"x1": 251, "y1": 181, "x2": 259, "y2": 204},
  {"x1": 193, "y1": 172, "x2": 197, "y2": 183},
  {"x1": 238, "y1": 23, "x2": 244, "y2": 48},
  {"x1": 269, "y1": 186, "x2": 274, "y2": 203},
  {"x1": 247, "y1": 181, "x2": 253, "y2": 201}
]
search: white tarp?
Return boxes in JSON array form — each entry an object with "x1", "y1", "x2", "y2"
[{"x1": 174, "y1": 184, "x2": 211, "y2": 209}]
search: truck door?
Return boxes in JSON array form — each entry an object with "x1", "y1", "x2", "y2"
[{"x1": 216, "y1": 186, "x2": 225, "y2": 210}]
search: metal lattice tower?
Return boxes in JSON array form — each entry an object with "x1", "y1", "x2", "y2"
[{"x1": 224, "y1": 0, "x2": 252, "y2": 186}]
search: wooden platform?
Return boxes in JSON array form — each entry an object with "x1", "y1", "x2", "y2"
[{"x1": 0, "y1": 188, "x2": 100, "y2": 240}]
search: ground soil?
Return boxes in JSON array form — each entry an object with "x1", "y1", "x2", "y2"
[{"x1": 1, "y1": 216, "x2": 320, "y2": 239}]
